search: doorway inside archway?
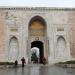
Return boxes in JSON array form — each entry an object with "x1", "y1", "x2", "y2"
[{"x1": 31, "y1": 41, "x2": 44, "y2": 63}]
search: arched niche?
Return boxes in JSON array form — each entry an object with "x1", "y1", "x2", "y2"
[
  {"x1": 56, "y1": 36, "x2": 67, "y2": 59},
  {"x1": 28, "y1": 16, "x2": 47, "y2": 36},
  {"x1": 9, "y1": 36, "x2": 19, "y2": 61}
]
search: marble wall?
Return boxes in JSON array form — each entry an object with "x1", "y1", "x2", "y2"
[{"x1": 0, "y1": 7, "x2": 74, "y2": 64}]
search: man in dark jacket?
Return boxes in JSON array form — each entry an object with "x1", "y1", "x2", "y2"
[{"x1": 21, "y1": 57, "x2": 26, "y2": 67}]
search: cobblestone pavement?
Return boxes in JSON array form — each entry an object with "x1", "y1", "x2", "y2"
[{"x1": 0, "y1": 65, "x2": 75, "y2": 75}]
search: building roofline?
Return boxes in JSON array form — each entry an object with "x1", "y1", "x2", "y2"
[{"x1": 0, "y1": 6, "x2": 75, "y2": 11}]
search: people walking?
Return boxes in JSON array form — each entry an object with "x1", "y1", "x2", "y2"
[
  {"x1": 14, "y1": 60, "x2": 18, "y2": 67},
  {"x1": 21, "y1": 57, "x2": 26, "y2": 67},
  {"x1": 42, "y1": 57, "x2": 47, "y2": 65}
]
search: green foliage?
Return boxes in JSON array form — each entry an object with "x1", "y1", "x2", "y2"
[
  {"x1": 0, "y1": 62, "x2": 14, "y2": 65},
  {"x1": 58, "y1": 60, "x2": 75, "y2": 64}
]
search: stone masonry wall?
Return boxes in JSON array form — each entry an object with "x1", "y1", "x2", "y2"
[
  {"x1": 0, "y1": 10, "x2": 7, "y2": 61},
  {"x1": 68, "y1": 11, "x2": 75, "y2": 58}
]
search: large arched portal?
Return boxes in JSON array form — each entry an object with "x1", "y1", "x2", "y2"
[
  {"x1": 28, "y1": 16, "x2": 47, "y2": 64},
  {"x1": 31, "y1": 41, "x2": 44, "y2": 63}
]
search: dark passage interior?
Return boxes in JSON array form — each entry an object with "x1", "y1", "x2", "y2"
[{"x1": 31, "y1": 41, "x2": 44, "y2": 63}]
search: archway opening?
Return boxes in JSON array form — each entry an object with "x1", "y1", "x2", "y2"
[
  {"x1": 31, "y1": 41, "x2": 44, "y2": 63},
  {"x1": 28, "y1": 16, "x2": 47, "y2": 64}
]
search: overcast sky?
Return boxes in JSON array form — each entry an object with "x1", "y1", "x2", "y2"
[{"x1": 0, "y1": 0, "x2": 75, "y2": 7}]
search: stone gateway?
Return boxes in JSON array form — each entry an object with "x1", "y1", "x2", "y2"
[{"x1": 0, "y1": 7, "x2": 75, "y2": 64}]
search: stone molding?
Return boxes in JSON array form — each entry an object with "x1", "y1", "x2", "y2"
[{"x1": 0, "y1": 7, "x2": 75, "y2": 11}]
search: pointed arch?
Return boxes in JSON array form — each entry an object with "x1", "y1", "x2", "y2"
[
  {"x1": 28, "y1": 15, "x2": 47, "y2": 36},
  {"x1": 56, "y1": 36, "x2": 68, "y2": 59},
  {"x1": 57, "y1": 36, "x2": 66, "y2": 42},
  {"x1": 9, "y1": 36, "x2": 19, "y2": 61},
  {"x1": 28, "y1": 15, "x2": 48, "y2": 63},
  {"x1": 29, "y1": 15, "x2": 46, "y2": 28}
]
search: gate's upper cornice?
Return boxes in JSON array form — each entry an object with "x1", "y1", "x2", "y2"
[{"x1": 0, "y1": 6, "x2": 75, "y2": 11}]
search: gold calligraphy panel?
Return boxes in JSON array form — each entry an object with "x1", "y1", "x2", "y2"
[{"x1": 30, "y1": 22, "x2": 45, "y2": 36}]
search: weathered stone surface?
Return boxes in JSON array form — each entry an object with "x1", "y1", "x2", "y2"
[
  {"x1": 68, "y1": 11, "x2": 75, "y2": 58},
  {"x1": 0, "y1": 11, "x2": 7, "y2": 61},
  {"x1": 0, "y1": 7, "x2": 75, "y2": 63}
]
